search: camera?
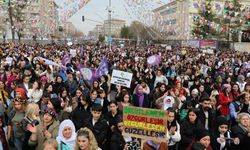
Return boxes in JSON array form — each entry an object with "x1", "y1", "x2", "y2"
[{"x1": 20, "y1": 117, "x2": 39, "y2": 129}]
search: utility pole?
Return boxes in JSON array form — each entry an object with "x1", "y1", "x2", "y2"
[
  {"x1": 7, "y1": 0, "x2": 15, "y2": 41},
  {"x1": 108, "y1": 0, "x2": 112, "y2": 50}
]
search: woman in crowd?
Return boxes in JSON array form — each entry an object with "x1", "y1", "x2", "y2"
[
  {"x1": 117, "y1": 92, "x2": 132, "y2": 112},
  {"x1": 72, "y1": 94, "x2": 91, "y2": 131},
  {"x1": 0, "y1": 81, "x2": 8, "y2": 104},
  {"x1": 20, "y1": 75, "x2": 31, "y2": 93},
  {"x1": 27, "y1": 108, "x2": 59, "y2": 150},
  {"x1": 43, "y1": 139, "x2": 58, "y2": 150},
  {"x1": 218, "y1": 84, "x2": 234, "y2": 119},
  {"x1": 239, "y1": 92, "x2": 250, "y2": 114},
  {"x1": 132, "y1": 84, "x2": 149, "y2": 108},
  {"x1": 72, "y1": 87, "x2": 83, "y2": 110},
  {"x1": 191, "y1": 128, "x2": 212, "y2": 150},
  {"x1": 154, "y1": 69, "x2": 168, "y2": 88},
  {"x1": 100, "y1": 75, "x2": 109, "y2": 97},
  {"x1": 179, "y1": 108, "x2": 203, "y2": 150},
  {"x1": 58, "y1": 88, "x2": 72, "y2": 122},
  {"x1": 204, "y1": 77, "x2": 212, "y2": 96},
  {"x1": 74, "y1": 127, "x2": 101, "y2": 150},
  {"x1": 0, "y1": 115, "x2": 8, "y2": 150},
  {"x1": 212, "y1": 116, "x2": 239, "y2": 150},
  {"x1": 27, "y1": 81, "x2": 43, "y2": 103},
  {"x1": 44, "y1": 83, "x2": 54, "y2": 96},
  {"x1": 232, "y1": 83, "x2": 240, "y2": 100},
  {"x1": 53, "y1": 76, "x2": 67, "y2": 95},
  {"x1": 231, "y1": 113, "x2": 250, "y2": 150},
  {"x1": 7, "y1": 98, "x2": 26, "y2": 150},
  {"x1": 92, "y1": 80, "x2": 100, "y2": 91},
  {"x1": 111, "y1": 118, "x2": 140, "y2": 150},
  {"x1": 56, "y1": 119, "x2": 76, "y2": 150},
  {"x1": 21, "y1": 103, "x2": 40, "y2": 150},
  {"x1": 166, "y1": 108, "x2": 181, "y2": 150}
]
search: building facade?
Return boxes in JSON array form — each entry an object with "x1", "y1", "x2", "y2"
[
  {"x1": 103, "y1": 18, "x2": 126, "y2": 37},
  {"x1": 153, "y1": 0, "x2": 250, "y2": 41},
  {"x1": 0, "y1": 0, "x2": 59, "y2": 40}
]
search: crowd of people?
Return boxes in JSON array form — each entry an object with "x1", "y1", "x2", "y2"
[{"x1": 0, "y1": 42, "x2": 249, "y2": 150}]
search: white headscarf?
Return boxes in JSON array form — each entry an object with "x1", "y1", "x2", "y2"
[{"x1": 56, "y1": 119, "x2": 76, "y2": 150}]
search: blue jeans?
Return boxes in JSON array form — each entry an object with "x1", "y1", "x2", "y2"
[{"x1": 14, "y1": 137, "x2": 24, "y2": 150}]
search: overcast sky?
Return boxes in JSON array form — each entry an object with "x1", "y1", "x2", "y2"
[{"x1": 66, "y1": 0, "x2": 171, "y2": 34}]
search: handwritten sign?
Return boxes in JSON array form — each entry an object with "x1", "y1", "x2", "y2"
[
  {"x1": 123, "y1": 106, "x2": 168, "y2": 142},
  {"x1": 111, "y1": 70, "x2": 133, "y2": 88},
  {"x1": 70, "y1": 49, "x2": 77, "y2": 57}
]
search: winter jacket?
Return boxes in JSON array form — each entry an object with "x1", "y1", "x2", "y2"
[
  {"x1": 110, "y1": 130, "x2": 126, "y2": 150},
  {"x1": 231, "y1": 124, "x2": 250, "y2": 150},
  {"x1": 85, "y1": 116, "x2": 109, "y2": 148},
  {"x1": 71, "y1": 105, "x2": 91, "y2": 131},
  {"x1": 179, "y1": 118, "x2": 204, "y2": 150},
  {"x1": 28, "y1": 120, "x2": 59, "y2": 150},
  {"x1": 218, "y1": 92, "x2": 233, "y2": 116},
  {"x1": 132, "y1": 93, "x2": 150, "y2": 108}
]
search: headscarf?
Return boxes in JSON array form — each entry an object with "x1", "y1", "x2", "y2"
[
  {"x1": 56, "y1": 119, "x2": 76, "y2": 150},
  {"x1": 135, "y1": 84, "x2": 144, "y2": 107}
]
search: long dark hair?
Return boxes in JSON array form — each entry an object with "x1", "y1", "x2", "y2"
[
  {"x1": 167, "y1": 108, "x2": 177, "y2": 130},
  {"x1": 187, "y1": 108, "x2": 199, "y2": 124}
]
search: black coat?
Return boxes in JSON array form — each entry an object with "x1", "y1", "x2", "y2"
[
  {"x1": 132, "y1": 93, "x2": 150, "y2": 108},
  {"x1": 231, "y1": 124, "x2": 250, "y2": 150},
  {"x1": 85, "y1": 116, "x2": 109, "y2": 148},
  {"x1": 179, "y1": 118, "x2": 204, "y2": 150},
  {"x1": 197, "y1": 106, "x2": 216, "y2": 135},
  {"x1": 71, "y1": 105, "x2": 91, "y2": 131},
  {"x1": 110, "y1": 129, "x2": 126, "y2": 150},
  {"x1": 212, "y1": 131, "x2": 235, "y2": 150},
  {"x1": 179, "y1": 118, "x2": 203, "y2": 150},
  {"x1": 105, "y1": 111, "x2": 122, "y2": 140}
]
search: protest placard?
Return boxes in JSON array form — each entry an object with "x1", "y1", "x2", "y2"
[
  {"x1": 123, "y1": 106, "x2": 168, "y2": 142},
  {"x1": 110, "y1": 70, "x2": 133, "y2": 88},
  {"x1": 70, "y1": 49, "x2": 77, "y2": 57}
]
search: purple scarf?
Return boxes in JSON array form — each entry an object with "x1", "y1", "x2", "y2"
[
  {"x1": 146, "y1": 140, "x2": 160, "y2": 149},
  {"x1": 135, "y1": 84, "x2": 144, "y2": 107}
]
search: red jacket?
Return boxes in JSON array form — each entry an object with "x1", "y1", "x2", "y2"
[{"x1": 218, "y1": 92, "x2": 233, "y2": 116}]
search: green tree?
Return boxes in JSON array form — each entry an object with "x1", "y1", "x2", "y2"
[
  {"x1": 192, "y1": 0, "x2": 218, "y2": 39},
  {"x1": 120, "y1": 26, "x2": 129, "y2": 38},
  {"x1": 221, "y1": 0, "x2": 244, "y2": 42},
  {"x1": 98, "y1": 34, "x2": 105, "y2": 42}
]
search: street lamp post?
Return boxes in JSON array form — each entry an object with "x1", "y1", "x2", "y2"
[{"x1": 108, "y1": 0, "x2": 112, "y2": 50}]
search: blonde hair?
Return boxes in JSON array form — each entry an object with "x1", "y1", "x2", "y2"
[
  {"x1": 43, "y1": 139, "x2": 58, "y2": 150},
  {"x1": 74, "y1": 127, "x2": 99, "y2": 150},
  {"x1": 25, "y1": 103, "x2": 40, "y2": 121}
]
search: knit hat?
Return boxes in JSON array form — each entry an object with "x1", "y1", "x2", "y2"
[
  {"x1": 216, "y1": 116, "x2": 229, "y2": 127},
  {"x1": 15, "y1": 88, "x2": 27, "y2": 100},
  {"x1": 222, "y1": 84, "x2": 231, "y2": 90},
  {"x1": 40, "y1": 76, "x2": 48, "y2": 82},
  {"x1": 44, "y1": 108, "x2": 56, "y2": 118},
  {"x1": 50, "y1": 98, "x2": 61, "y2": 113},
  {"x1": 195, "y1": 128, "x2": 210, "y2": 141}
]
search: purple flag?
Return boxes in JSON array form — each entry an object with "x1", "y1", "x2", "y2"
[
  {"x1": 147, "y1": 55, "x2": 161, "y2": 66},
  {"x1": 61, "y1": 55, "x2": 71, "y2": 66},
  {"x1": 96, "y1": 58, "x2": 109, "y2": 77},
  {"x1": 77, "y1": 64, "x2": 84, "y2": 71},
  {"x1": 80, "y1": 47, "x2": 84, "y2": 57}
]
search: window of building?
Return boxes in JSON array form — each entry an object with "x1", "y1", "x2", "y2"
[
  {"x1": 165, "y1": 19, "x2": 177, "y2": 25},
  {"x1": 160, "y1": 7, "x2": 177, "y2": 15}
]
